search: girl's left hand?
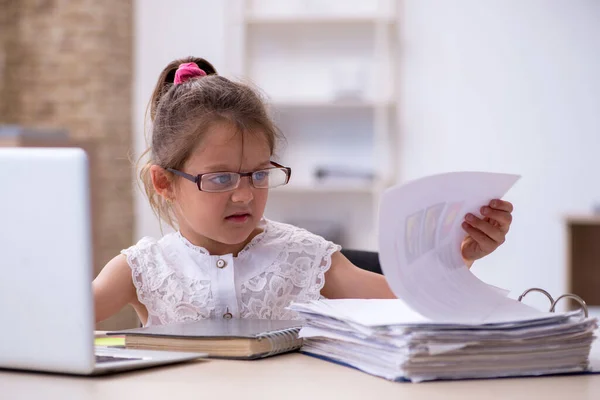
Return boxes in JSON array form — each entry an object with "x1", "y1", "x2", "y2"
[{"x1": 461, "y1": 199, "x2": 514, "y2": 266}]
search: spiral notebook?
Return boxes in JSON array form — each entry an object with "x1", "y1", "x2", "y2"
[{"x1": 108, "y1": 319, "x2": 303, "y2": 360}]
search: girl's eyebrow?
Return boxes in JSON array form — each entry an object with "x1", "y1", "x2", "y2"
[
  {"x1": 256, "y1": 161, "x2": 273, "y2": 169},
  {"x1": 201, "y1": 164, "x2": 235, "y2": 172}
]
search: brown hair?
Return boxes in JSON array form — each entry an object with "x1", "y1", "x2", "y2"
[{"x1": 138, "y1": 56, "x2": 282, "y2": 229}]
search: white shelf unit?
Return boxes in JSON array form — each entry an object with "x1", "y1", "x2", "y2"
[
  {"x1": 227, "y1": 0, "x2": 400, "y2": 251},
  {"x1": 245, "y1": 14, "x2": 396, "y2": 25}
]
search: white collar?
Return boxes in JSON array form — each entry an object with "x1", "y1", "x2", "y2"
[{"x1": 175, "y1": 218, "x2": 270, "y2": 259}]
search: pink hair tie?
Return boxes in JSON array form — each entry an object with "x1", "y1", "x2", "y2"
[{"x1": 174, "y1": 62, "x2": 207, "y2": 85}]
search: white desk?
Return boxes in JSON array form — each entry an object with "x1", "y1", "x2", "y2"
[{"x1": 1, "y1": 353, "x2": 599, "y2": 400}]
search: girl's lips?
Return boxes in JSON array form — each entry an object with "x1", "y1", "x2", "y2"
[{"x1": 225, "y1": 213, "x2": 251, "y2": 223}]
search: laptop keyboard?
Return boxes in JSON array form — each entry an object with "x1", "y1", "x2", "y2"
[{"x1": 95, "y1": 354, "x2": 143, "y2": 364}]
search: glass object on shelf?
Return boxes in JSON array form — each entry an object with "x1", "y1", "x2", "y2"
[
  {"x1": 331, "y1": 61, "x2": 368, "y2": 102},
  {"x1": 314, "y1": 165, "x2": 375, "y2": 186}
]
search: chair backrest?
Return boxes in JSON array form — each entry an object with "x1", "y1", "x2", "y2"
[{"x1": 340, "y1": 249, "x2": 382, "y2": 274}]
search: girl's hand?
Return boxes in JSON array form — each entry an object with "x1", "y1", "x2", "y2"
[{"x1": 461, "y1": 199, "x2": 514, "y2": 266}]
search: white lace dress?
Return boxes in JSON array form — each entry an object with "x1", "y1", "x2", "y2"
[{"x1": 121, "y1": 219, "x2": 341, "y2": 326}]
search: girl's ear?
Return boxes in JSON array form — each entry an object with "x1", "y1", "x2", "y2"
[{"x1": 150, "y1": 165, "x2": 175, "y2": 201}]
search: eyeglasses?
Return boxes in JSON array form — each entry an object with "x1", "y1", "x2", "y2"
[{"x1": 167, "y1": 161, "x2": 292, "y2": 193}]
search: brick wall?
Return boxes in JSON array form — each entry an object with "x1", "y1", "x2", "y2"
[
  {"x1": 0, "y1": 0, "x2": 18, "y2": 121},
  {"x1": 0, "y1": 0, "x2": 138, "y2": 330}
]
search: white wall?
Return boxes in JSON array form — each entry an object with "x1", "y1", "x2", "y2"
[
  {"x1": 133, "y1": 0, "x2": 227, "y2": 239},
  {"x1": 398, "y1": 0, "x2": 600, "y2": 306}
]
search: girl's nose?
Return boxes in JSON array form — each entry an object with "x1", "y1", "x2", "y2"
[{"x1": 230, "y1": 176, "x2": 254, "y2": 204}]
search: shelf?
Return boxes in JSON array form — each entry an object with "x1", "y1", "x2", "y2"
[
  {"x1": 270, "y1": 99, "x2": 393, "y2": 109},
  {"x1": 270, "y1": 183, "x2": 379, "y2": 195},
  {"x1": 245, "y1": 14, "x2": 395, "y2": 25}
]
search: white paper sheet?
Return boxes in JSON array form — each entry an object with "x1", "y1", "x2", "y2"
[
  {"x1": 378, "y1": 171, "x2": 544, "y2": 323},
  {"x1": 291, "y1": 299, "x2": 574, "y2": 330},
  {"x1": 293, "y1": 299, "x2": 429, "y2": 326}
]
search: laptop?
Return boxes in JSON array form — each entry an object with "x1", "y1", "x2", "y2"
[{"x1": 0, "y1": 147, "x2": 206, "y2": 375}]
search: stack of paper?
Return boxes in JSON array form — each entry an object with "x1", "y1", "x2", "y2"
[
  {"x1": 290, "y1": 299, "x2": 597, "y2": 382},
  {"x1": 291, "y1": 172, "x2": 599, "y2": 382}
]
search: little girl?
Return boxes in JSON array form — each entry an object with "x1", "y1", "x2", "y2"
[{"x1": 93, "y1": 57, "x2": 514, "y2": 326}]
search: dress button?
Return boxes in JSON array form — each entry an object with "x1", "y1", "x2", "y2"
[
  {"x1": 223, "y1": 312, "x2": 233, "y2": 319},
  {"x1": 216, "y1": 259, "x2": 227, "y2": 269}
]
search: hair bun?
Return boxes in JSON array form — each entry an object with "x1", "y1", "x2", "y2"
[{"x1": 174, "y1": 62, "x2": 207, "y2": 85}]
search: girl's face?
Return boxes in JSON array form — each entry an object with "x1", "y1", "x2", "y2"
[{"x1": 171, "y1": 122, "x2": 271, "y2": 255}]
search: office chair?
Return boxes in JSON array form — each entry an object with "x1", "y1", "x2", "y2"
[{"x1": 340, "y1": 249, "x2": 382, "y2": 275}]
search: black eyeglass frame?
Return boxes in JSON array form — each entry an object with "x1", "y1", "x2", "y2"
[{"x1": 167, "y1": 161, "x2": 292, "y2": 192}]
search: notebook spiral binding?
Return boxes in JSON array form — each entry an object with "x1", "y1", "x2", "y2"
[
  {"x1": 259, "y1": 327, "x2": 303, "y2": 358},
  {"x1": 517, "y1": 287, "x2": 589, "y2": 318}
]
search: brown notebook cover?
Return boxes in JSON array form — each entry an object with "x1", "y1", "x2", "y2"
[{"x1": 107, "y1": 319, "x2": 303, "y2": 360}]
